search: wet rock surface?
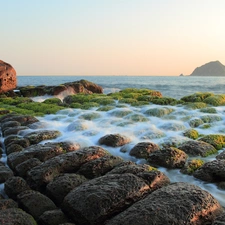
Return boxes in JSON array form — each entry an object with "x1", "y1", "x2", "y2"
[{"x1": 0, "y1": 113, "x2": 224, "y2": 225}]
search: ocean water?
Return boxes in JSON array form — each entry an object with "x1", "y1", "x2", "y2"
[
  {"x1": 4, "y1": 75, "x2": 225, "y2": 206},
  {"x1": 17, "y1": 75, "x2": 225, "y2": 99}
]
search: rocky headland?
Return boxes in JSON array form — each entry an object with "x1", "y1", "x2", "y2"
[{"x1": 190, "y1": 60, "x2": 225, "y2": 76}]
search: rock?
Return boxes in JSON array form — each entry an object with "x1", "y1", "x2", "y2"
[
  {"x1": 1, "y1": 120, "x2": 21, "y2": 132},
  {"x1": 213, "y1": 212, "x2": 225, "y2": 224},
  {"x1": 46, "y1": 173, "x2": 87, "y2": 205},
  {"x1": 17, "y1": 190, "x2": 57, "y2": 220},
  {"x1": 178, "y1": 140, "x2": 217, "y2": 157},
  {"x1": 38, "y1": 209, "x2": 70, "y2": 225},
  {"x1": 77, "y1": 155, "x2": 123, "y2": 179},
  {"x1": 190, "y1": 60, "x2": 225, "y2": 76},
  {"x1": 0, "y1": 60, "x2": 17, "y2": 93},
  {"x1": 148, "y1": 147, "x2": 187, "y2": 168},
  {"x1": 216, "y1": 151, "x2": 225, "y2": 160},
  {"x1": 26, "y1": 146, "x2": 109, "y2": 191},
  {"x1": 129, "y1": 142, "x2": 160, "y2": 159},
  {"x1": 15, "y1": 158, "x2": 42, "y2": 177},
  {"x1": 199, "y1": 134, "x2": 225, "y2": 150},
  {"x1": 6, "y1": 143, "x2": 24, "y2": 155},
  {"x1": 144, "y1": 107, "x2": 174, "y2": 117},
  {"x1": 193, "y1": 159, "x2": 225, "y2": 182},
  {"x1": 24, "y1": 130, "x2": 61, "y2": 145},
  {"x1": 4, "y1": 176, "x2": 31, "y2": 200},
  {"x1": 0, "y1": 198, "x2": 18, "y2": 210},
  {"x1": 0, "y1": 114, "x2": 39, "y2": 126},
  {"x1": 180, "y1": 159, "x2": 204, "y2": 175},
  {"x1": 98, "y1": 133, "x2": 131, "y2": 147},
  {"x1": 7, "y1": 142, "x2": 80, "y2": 171},
  {"x1": 3, "y1": 125, "x2": 29, "y2": 137},
  {"x1": 183, "y1": 129, "x2": 199, "y2": 139},
  {"x1": 62, "y1": 173, "x2": 150, "y2": 225},
  {"x1": 0, "y1": 165, "x2": 14, "y2": 183},
  {"x1": 4, "y1": 135, "x2": 30, "y2": 149},
  {"x1": 106, "y1": 182, "x2": 223, "y2": 225},
  {"x1": 0, "y1": 208, "x2": 37, "y2": 225}
]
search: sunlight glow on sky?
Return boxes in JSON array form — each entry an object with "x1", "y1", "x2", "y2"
[{"x1": 1, "y1": 0, "x2": 225, "y2": 75}]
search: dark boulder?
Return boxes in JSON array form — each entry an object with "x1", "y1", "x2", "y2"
[
  {"x1": 3, "y1": 125, "x2": 29, "y2": 137},
  {"x1": 4, "y1": 176, "x2": 31, "y2": 200},
  {"x1": 26, "y1": 146, "x2": 109, "y2": 191},
  {"x1": 0, "y1": 60, "x2": 17, "y2": 93},
  {"x1": 129, "y1": 141, "x2": 160, "y2": 159},
  {"x1": 24, "y1": 130, "x2": 61, "y2": 145},
  {"x1": 4, "y1": 135, "x2": 30, "y2": 148},
  {"x1": 17, "y1": 190, "x2": 57, "y2": 220},
  {"x1": 46, "y1": 173, "x2": 87, "y2": 205},
  {"x1": 0, "y1": 165, "x2": 14, "y2": 183},
  {"x1": 62, "y1": 173, "x2": 150, "y2": 225},
  {"x1": 106, "y1": 182, "x2": 223, "y2": 225},
  {"x1": 38, "y1": 209, "x2": 70, "y2": 225},
  {"x1": 178, "y1": 140, "x2": 217, "y2": 157},
  {"x1": 148, "y1": 147, "x2": 187, "y2": 168},
  {"x1": 77, "y1": 155, "x2": 123, "y2": 179},
  {"x1": 99, "y1": 133, "x2": 131, "y2": 147},
  {"x1": 0, "y1": 198, "x2": 18, "y2": 210},
  {"x1": 0, "y1": 208, "x2": 37, "y2": 225},
  {"x1": 193, "y1": 159, "x2": 225, "y2": 182}
]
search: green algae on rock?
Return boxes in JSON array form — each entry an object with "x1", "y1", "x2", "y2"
[
  {"x1": 183, "y1": 129, "x2": 199, "y2": 139},
  {"x1": 199, "y1": 134, "x2": 225, "y2": 150},
  {"x1": 144, "y1": 107, "x2": 174, "y2": 117},
  {"x1": 203, "y1": 94, "x2": 225, "y2": 106},
  {"x1": 180, "y1": 159, "x2": 204, "y2": 175},
  {"x1": 181, "y1": 92, "x2": 214, "y2": 102}
]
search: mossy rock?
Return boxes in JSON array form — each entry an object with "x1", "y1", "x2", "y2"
[
  {"x1": 184, "y1": 102, "x2": 207, "y2": 109},
  {"x1": 90, "y1": 97, "x2": 115, "y2": 105},
  {"x1": 0, "y1": 97, "x2": 33, "y2": 105},
  {"x1": 43, "y1": 98, "x2": 62, "y2": 105},
  {"x1": 203, "y1": 94, "x2": 225, "y2": 106},
  {"x1": 189, "y1": 118, "x2": 204, "y2": 128},
  {"x1": 79, "y1": 112, "x2": 101, "y2": 121},
  {"x1": 70, "y1": 103, "x2": 82, "y2": 108},
  {"x1": 97, "y1": 106, "x2": 115, "y2": 111},
  {"x1": 160, "y1": 122, "x2": 186, "y2": 131},
  {"x1": 144, "y1": 107, "x2": 174, "y2": 117},
  {"x1": 118, "y1": 98, "x2": 138, "y2": 104},
  {"x1": 63, "y1": 94, "x2": 99, "y2": 105},
  {"x1": 109, "y1": 109, "x2": 132, "y2": 117},
  {"x1": 137, "y1": 95, "x2": 159, "y2": 102},
  {"x1": 125, "y1": 113, "x2": 149, "y2": 122},
  {"x1": 199, "y1": 134, "x2": 225, "y2": 150},
  {"x1": 107, "y1": 92, "x2": 123, "y2": 100},
  {"x1": 199, "y1": 124, "x2": 211, "y2": 129},
  {"x1": 181, "y1": 92, "x2": 214, "y2": 102},
  {"x1": 131, "y1": 101, "x2": 149, "y2": 106},
  {"x1": 81, "y1": 102, "x2": 100, "y2": 109},
  {"x1": 200, "y1": 107, "x2": 217, "y2": 114},
  {"x1": 151, "y1": 97, "x2": 182, "y2": 106},
  {"x1": 200, "y1": 115, "x2": 222, "y2": 123},
  {"x1": 17, "y1": 102, "x2": 65, "y2": 115},
  {"x1": 119, "y1": 88, "x2": 162, "y2": 97},
  {"x1": 180, "y1": 159, "x2": 204, "y2": 175},
  {"x1": 183, "y1": 129, "x2": 199, "y2": 140}
]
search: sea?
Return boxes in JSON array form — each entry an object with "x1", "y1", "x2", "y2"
[{"x1": 3, "y1": 75, "x2": 225, "y2": 206}]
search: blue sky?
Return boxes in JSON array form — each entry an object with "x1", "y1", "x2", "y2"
[{"x1": 1, "y1": 0, "x2": 225, "y2": 75}]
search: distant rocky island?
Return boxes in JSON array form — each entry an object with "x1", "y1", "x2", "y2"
[{"x1": 190, "y1": 60, "x2": 225, "y2": 76}]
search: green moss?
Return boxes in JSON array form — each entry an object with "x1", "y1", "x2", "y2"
[
  {"x1": 97, "y1": 106, "x2": 115, "y2": 111},
  {"x1": 131, "y1": 101, "x2": 149, "y2": 106},
  {"x1": 183, "y1": 129, "x2": 199, "y2": 139},
  {"x1": 200, "y1": 107, "x2": 217, "y2": 114},
  {"x1": 43, "y1": 98, "x2": 62, "y2": 105},
  {"x1": 184, "y1": 102, "x2": 207, "y2": 109},
  {"x1": 90, "y1": 96, "x2": 115, "y2": 105},
  {"x1": 63, "y1": 93, "x2": 98, "y2": 104},
  {"x1": 203, "y1": 94, "x2": 225, "y2": 106},
  {"x1": 199, "y1": 124, "x2": 211, "y2": 129},
  {"x1": 151, "y1": 97, "x2": 182, "y2": 105},
  {"x1": 79, "y1": 112, "x2": 101, "y2": 120},
  {"x1": 181, "y1": 92, "x2": 214, "y2": 102},
  {"x1": 189, "y1": 118, "x2": 204, "y2": 127},
  {"x1": 70, "y1": 103, "x2": 82, "y2": 108},
  {"x1": 137, "y1": 95, "x2": 159, "y2": 102},
  {"x1": 181, "y1": 159, "x2": 204, "y2": 175},
  {"x1": 17, "y1": 102, "x2": 65, "y2": 114},
  {"x1": 118, "y1": 98, "x2": 138, "y2": 104},
  {"x1": 109, "y1": 109, "x2": 132, "y2": 117},
  {"x1": 125, "y1": 113, "x2": 149, "y2": 122},
  {"x1": 81, "y1": 102, "x2": 100, "y2": 109},
  {"x1": 144, "y1": 107, "x2": 174, "y2": 117},
  {"x1": 199, "y1": 134, "x2": 225, "y2": 150},
  {"x1": 0, "y1": 97, "x2": 33, "y2": 105},
  {"x1": 200, "y1": 115, "x2": 222, "y2": 123}
]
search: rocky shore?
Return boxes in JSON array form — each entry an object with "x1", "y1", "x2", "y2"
[{"x1": 1, "y1": 79, "x2": 225, "y2": 224}]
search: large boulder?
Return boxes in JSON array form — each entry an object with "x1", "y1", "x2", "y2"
[
  {"x1": 106, "y1": 182, "x2": 223, "y2": 225},
  {"x1": 193, "y1": 159, "x2": 225, "y2": 182},
  {"x1": 0, "y1": 60, "x2": 17, "y2": 93},
  {"x1": 62, "y1": 173, "x2": 150, "y2": 225},
  {"x1": 98, "y1": 133, "x2": 131, "y2": 147}
]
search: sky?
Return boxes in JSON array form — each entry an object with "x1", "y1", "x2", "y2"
[{"x1": 1, "y1": 0, "x2": 225, "y2": 76}]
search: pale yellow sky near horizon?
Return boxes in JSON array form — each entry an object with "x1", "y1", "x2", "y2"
[{"x1": 1, "y1": 0, "x2": 225, "y2": 76}]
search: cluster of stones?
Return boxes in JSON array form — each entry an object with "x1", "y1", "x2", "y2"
[{"x1": 0, "y1": 112, "x2": 224, "y2": 225}]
